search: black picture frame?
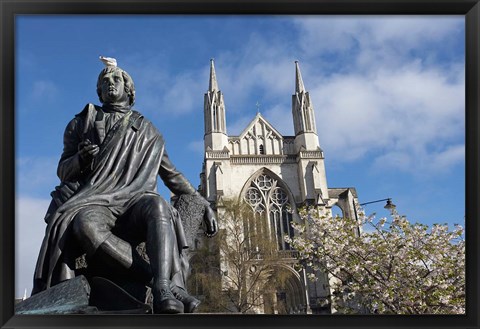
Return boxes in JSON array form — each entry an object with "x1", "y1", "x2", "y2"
[{"x1": 1, "y1": 1, "x2": 478, "y2": 329}]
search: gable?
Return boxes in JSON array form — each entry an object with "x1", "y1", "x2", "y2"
[
  {"x1": 238, "y1": 113, "x2": 284, "y2": 141},
  {"x1": 228, "y1": 114, "x2": 288, "y2": 156}
]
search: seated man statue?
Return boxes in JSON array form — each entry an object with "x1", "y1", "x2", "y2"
[{"x1": 32, "y1": 57, "x2": 217, "y2": 314}]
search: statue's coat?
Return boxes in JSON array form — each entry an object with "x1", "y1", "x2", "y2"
[{"x1": 33, "y1": 104, "x2": 191, "y2": 294}]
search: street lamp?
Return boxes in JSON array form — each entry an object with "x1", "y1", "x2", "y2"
[
  {"x1": 353, "y1": 198, "x2": 396, "y2": 234},
  {"x1": 360, "y1": 198, "x2": 396, "y2": 210}
]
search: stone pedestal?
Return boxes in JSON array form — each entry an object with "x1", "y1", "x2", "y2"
[{"x1": 15, "y1": 275, "x2": 97, "y2": 314}]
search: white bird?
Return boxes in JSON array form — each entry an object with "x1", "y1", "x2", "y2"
[{"x1": 99, "y1": 56, "x2": 117, "y2": 67}]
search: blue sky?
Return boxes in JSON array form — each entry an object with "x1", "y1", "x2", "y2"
[{"x1": 15, "y1": 15, "x2": 465, "y2": 297}]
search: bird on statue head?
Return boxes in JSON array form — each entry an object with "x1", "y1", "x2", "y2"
[{"x1": 99, "y1": 56, "x2": 117, "y2": 67}]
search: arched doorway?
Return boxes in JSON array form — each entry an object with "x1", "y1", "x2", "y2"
[{"x1": 260, "y1": 264, "x2": 308, "y2": 314}]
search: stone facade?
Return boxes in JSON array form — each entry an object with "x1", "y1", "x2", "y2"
[{"x1": 195, "y1": 59, "x2": 360, "y2": 314}]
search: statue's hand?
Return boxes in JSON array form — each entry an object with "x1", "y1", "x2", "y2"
[
  {"x1": 78, "y1": 139, "x2": 99, "y2": 164},
  {"x1": 203, "y1": 206, "x2": 218, "y2": 238}
]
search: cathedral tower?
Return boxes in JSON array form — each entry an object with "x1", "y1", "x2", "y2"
[
  {"x1": 292, "y1": 61, "x2": 329, "y2": 205},
  {"x1": 204, "y1": 59, "x2": 228, "y2": 151},
  {"x1": 292, "y1": 61, "x2": 319, "y2": 152}
]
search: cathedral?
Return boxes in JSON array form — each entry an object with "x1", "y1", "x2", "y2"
[{"x1": 193, "y1": 59, "x2": 360, "y2": 314}]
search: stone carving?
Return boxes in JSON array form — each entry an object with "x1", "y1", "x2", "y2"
[
  {"x1": 29, "y1": 57, "x2": 217, "y2": 314},
  {"x1": 174, "y1": 193, "x2": 210, "y2": 248}
]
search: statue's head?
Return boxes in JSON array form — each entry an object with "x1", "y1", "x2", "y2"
[{"x1": 96, "y1": 66, "x2": 135, "y2": 106}]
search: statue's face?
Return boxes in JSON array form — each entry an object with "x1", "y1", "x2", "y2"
[{"x1": 100, "y1": 70, "x2": 127, "y2": 104}]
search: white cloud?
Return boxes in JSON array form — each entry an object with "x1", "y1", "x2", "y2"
[
  {"x1": 161, "y1": 72, "x2": 206, "y2": 116},
  {"x1": 373, "y1": 143, "x2": 464, "y2": 175},
  {"x1": 309, "y1": 62, "x2": 464, "y2": 174},
  {"x1": 293, "y1": 16, "x2": 463, "y2": 68},
  {"x1": 430, "y1": 144, "x2": 465, "y2": 171},
  {"x1": 31, "y1": 80, "x2": 58, "y2": 101},
  {"x1": 263, "y1": 104, "x2": 294, "y2": 136},
  {"x1": 16, "y1": 156, "x2": 59, "y2": 196},
  {"x1": 15, "y1": 196, "x2": 50, "y2": 297},
  {"x1": 363, "y1": 16, "x2": 462, "y2": 47}
]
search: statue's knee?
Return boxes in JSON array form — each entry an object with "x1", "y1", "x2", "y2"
[
  {"x1": 72, "y1": 209, "x2": 101, "y2": 240},
  {"x1": 156, "y1": 197, "x2": 170, "y2": 216},
  {"x1": 139, "y1": 195, "x2": 170, "y2": 220}
]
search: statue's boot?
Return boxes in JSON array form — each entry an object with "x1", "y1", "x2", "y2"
[
  {"x1": 170, "y1": 282, "x2": 201, "y2": 313},
  {"x1": 147, "y1": 218, "x2": 184, "y2": 314},
  {"x1": 95, "y1": 234, "x2": 153, "y2": 286}
]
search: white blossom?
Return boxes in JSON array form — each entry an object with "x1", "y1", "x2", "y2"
[{"x1": 288, "y1": 206, "x2": 465, "y2": 314}]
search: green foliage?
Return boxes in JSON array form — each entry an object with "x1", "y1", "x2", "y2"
[
  {"x1": 187, "y1": 236, "x2": 226, "y2": 313},
  {"x1": 189, "y1": 198, "x2": 293, "y2": 313}
]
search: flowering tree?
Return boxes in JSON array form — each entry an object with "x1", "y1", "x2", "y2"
[{"x1": 286, "y1": 207, "x2": 465, "y2": 314}]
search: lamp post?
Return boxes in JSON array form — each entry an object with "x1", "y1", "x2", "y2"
[
  {"x1": 360, "y1": 198, "x2": 396, "y2": 210},
  {"x1": 352, "y1": 198, "x2": 396, "y2": 234}
]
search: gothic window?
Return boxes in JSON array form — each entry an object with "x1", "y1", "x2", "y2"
[
  {"x1": 212, "y1": 105, "x2": 217, "y2": 126},
  {"x1": 259, "y1": 144, "x2": 265, "y2": 155},
  {"x1": 244, "y1": 174, "x2": 294, "y2": 250}
]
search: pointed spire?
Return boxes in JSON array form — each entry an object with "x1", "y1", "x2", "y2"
[
  {"x1": 204, "y1": 59, "x2": 228, "y2": 150},
  {"x1": 295, "y1": 60, "x2": 305, "y2": 93},
  {"x1": 292, "y1": 60, "x2": 319, "y2": 144},
  {"x1": 209, "y1": 58, "x2": 219, "y2": 92}
]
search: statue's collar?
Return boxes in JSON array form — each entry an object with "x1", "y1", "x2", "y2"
[{"x1": 102, "y1": 103, "x2": 131, "y2": 114}]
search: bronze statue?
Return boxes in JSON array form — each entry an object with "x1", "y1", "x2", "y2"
[{"x1": 31, "y1": 57, "x2": 217, "y2": 314}]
